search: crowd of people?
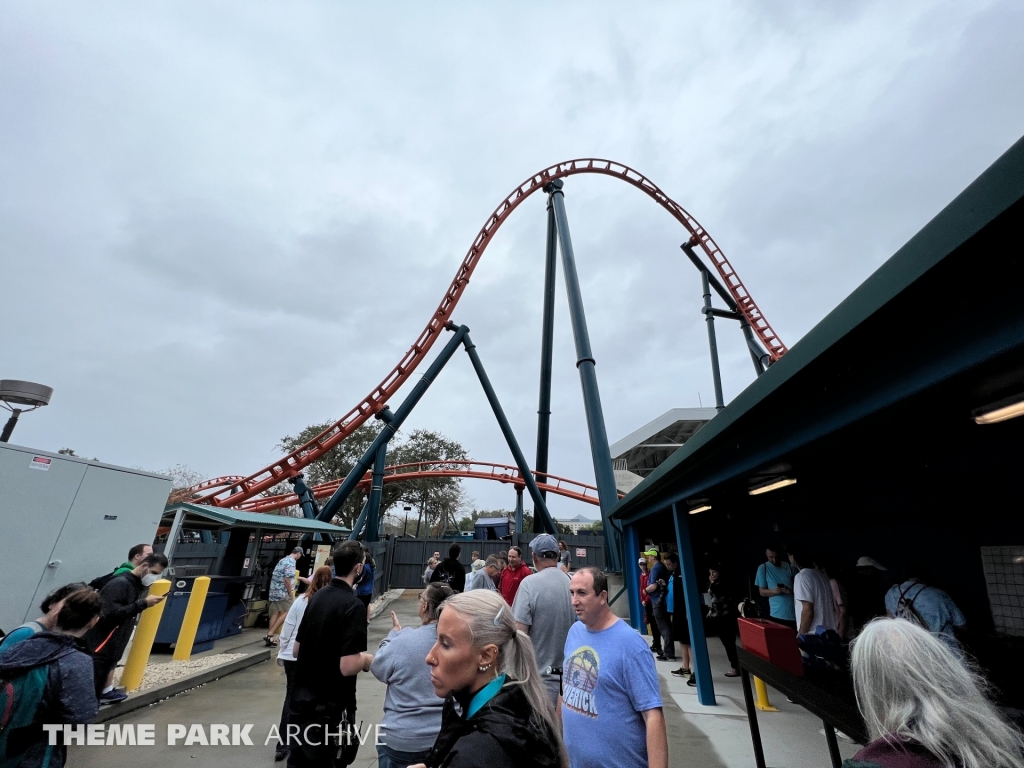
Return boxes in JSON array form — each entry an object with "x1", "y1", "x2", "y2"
[
  {"x1": 0, "y1": 542, "x2": 170, "y2": 767},
  {"x1": 270, "y1": 534, "x2": 668, "y2": 768},
  {"x1": 4, "y1": 535, "x2": 1024, "y2": 768},
  {"x1": 750, "y1": 542, "x2": 968, "y2": 649}
]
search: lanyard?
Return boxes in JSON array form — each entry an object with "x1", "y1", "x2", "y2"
[{"x1": 467, "y1": 674, "x2": 506, "y2": 719}]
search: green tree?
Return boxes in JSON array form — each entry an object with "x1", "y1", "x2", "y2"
[
  {"x1": 390, "y1": 430, "x2": 469, "y2": 536},
  {"x1": 273, "y1": 424, "x2": 469, "y2": 533}
]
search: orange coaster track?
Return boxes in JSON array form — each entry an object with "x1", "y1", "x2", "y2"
[
  {"x1": 236, "y1": 460, "x2": 622, "y2": 514},
  {"x1": 196, "y1": 159, "x2": 787, "y2": 508}
]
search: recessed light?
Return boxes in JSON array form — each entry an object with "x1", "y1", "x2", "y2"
[
  {"x1": 749, "y1": 477, "x2": 797, "y2": 496},
  {"x1": 973, "y1": 394, "x2": 1024, "y2": 425},
  {"x1": 689, "y1": 505, "x2": 712, "y2": 515}
]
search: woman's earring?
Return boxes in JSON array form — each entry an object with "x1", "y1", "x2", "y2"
[{"x1": 478, "y1": 664, "x2": 491, "y2": 672}]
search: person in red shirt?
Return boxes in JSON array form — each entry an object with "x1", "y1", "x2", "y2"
[
  {"x1": 639, "y1": 556, "x2": 661, "y2": 654},
  {"x1": 499, "y1": 546, "x2": 533, "y2": 605}
]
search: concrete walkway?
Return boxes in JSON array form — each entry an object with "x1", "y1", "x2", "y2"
[{"x1": 68, "y1": 592, "x2": 859, "y2": 767}]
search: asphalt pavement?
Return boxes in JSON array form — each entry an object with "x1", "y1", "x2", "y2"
[{"x1": 67, "y1": 590, "x2": 724, "y2": 768}]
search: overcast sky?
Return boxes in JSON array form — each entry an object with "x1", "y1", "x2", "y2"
[{"x1": 3, "y1": 1, "x2": 1022, "y2": 520}]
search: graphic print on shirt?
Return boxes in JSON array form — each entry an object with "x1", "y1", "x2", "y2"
[{"x1": 562, "y1": 645, "x2": 599, "y2": 717}]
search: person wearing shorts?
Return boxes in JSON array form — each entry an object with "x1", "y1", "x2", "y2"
[{"x1": 267, "y1": 547, "x2": 302, "y2": 646}]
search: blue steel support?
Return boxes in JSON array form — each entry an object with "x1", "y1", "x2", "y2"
[
  {"x1": 702, "y1": 269, "x2": 726, "y2": 412},
  {"x1": 682, "y1": 243, "x2": 767, "y2": 376},
  {"x1": 673, "y1": 502, "x2": 716, "y2": 705},
  {"x1": 624, "y1": 523, "x2": 645, "y2": 632},
  {"x1": 534, "y1": 199, "x2": 558, "y2": 519},
  {"x1": 318, "y1": 324, "x2": 469, "y2": 523},
  {"x1": 348, "y1": 499, "x2": 369, "y2": 542},
  {"x1": 515, "y1": 487, "x2": 524, "y2": 535},
  {"x1": 461, "y1": 331, "x2": 558, "y2": 535},
  {"x1": 292, "y1": 474, "x2": 331, "y2": 543},
  {"x1": 546, "y1": 179, "x2": 623, "y2": 571},
  {"x1": 363, "y1": 442, "x2": 387, "y2": 543}
]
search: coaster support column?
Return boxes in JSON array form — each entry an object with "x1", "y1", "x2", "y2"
[{"x1": 546, "y1": 179, "x2": 622, "y2": 572}]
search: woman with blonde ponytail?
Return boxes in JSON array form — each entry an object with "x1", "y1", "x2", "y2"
[{"x1": 414, "y1": 590, "x2": 566, "y2": 768}]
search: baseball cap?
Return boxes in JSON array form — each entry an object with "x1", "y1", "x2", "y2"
[
  {"x1": 291, "y1": 547, "x2": 304, "y2": 554},
  {"x1": 637, "y1": 557, "x2": 646, "y2": 565},
  {"x1": 856, "y1": 556, "x2": 887, "y2": 570},
  {"x1": 642, "y1": 548, "x2": 659, "y2": 557},
  {"x1": 529, "y1": 533, "x2": 560, "y2": 556}
]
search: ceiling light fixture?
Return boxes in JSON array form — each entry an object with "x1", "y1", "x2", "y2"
[
  {"x1": 749, "y1": 477, "x2": 797, "y2": 496},
  {"x1": 688, "y1": 504, "x2": 712, "y2": 515},
  {"x1": 973, "y1": 394, "x2": 1024, "y2": 425}
]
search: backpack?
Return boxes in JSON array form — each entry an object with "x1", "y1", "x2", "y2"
[
  {"x1": 894, "y1": 583, "x2": 930, "y2": 629},
  {"x1": 88, "y1": 570, "x2": 117, "y2": 591},
  {"x1": 0, "y1": 665, "x2": 50, "y2": 768}
]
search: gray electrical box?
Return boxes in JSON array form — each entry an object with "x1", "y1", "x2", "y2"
[{"x1": 0, "y1": 442, "x2": 172, "y2": 633}]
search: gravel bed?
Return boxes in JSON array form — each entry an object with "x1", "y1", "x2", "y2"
[{"x1": 114, "y1": 653, "x2": 248, "y2": 691}]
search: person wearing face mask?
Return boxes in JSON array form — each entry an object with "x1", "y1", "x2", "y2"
[{"x1": 83, "y1": 552, "x2": 168, "y2": 703}]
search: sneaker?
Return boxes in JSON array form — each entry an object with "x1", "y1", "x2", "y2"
[
  {"x1": 99, "y1": 688, "x2": 128, "y2": 704},
  {"x1": 687, "y1": 677, "x2": 697, "y2": 687},
  {"x1": 655, "y1": 654, "x2": 668, "y2": 661},
  {"x1": 650, "y1": 646, "x2": 661, "y2": 654},
  {"x1": 671, "y1": 668, "x2": 691, "y2": 677}
]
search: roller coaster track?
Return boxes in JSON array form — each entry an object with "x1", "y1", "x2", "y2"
[
  {"x1": 196, "y1": 159, "x2": 787, "y2": 508},
  {"x1": 236, "y1": 460, "x2": 619, "y2": 514}
]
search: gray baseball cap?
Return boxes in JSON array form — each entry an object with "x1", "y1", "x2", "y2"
[{"x1": 529, "y1": 533, "x2": 560, "y2": 556}]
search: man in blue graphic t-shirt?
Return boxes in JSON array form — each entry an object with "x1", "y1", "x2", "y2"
[
  {"x1": 562, "y1": 567, "x2": 667, "y2": 768},
  {"x1": 754, "y1": 544, "x2": 797, "y2": 630}
]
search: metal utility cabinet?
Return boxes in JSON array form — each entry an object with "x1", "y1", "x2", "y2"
[{"x1": 0, "y1": 442, "x2": 171, "y2": 633}]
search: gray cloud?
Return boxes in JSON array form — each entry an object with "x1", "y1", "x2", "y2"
[{"x1": 2, "y1": 0, "x2": 1021, "y2": 518}]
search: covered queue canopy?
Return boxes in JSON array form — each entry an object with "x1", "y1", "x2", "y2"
[
  {"x1": 161, "y1": 502, "x2": 351, "y2": 536},
  {"x1": 610, "y1": 133, "x2": 1024, "y2": 708}
]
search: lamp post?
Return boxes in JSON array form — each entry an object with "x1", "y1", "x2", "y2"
[{"x1": 0, "y1": 380, "x2": 53, "y2": 443}]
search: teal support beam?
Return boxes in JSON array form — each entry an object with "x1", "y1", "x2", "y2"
[
  {"x1": 624, "y1": 523, "x2": 645, "y2": 632},
  {"x1": 673, "y1": 502, "x2": 715, "y2": 705},
  {"x1": 364, "y1": 442, "x2": 387, "y2": 543},
  {"x1": 547, "y1": 179, "x2": 623, "y2": 571},
  {"x1": 347, "y1": 499, "x2": 369, "y2": 542}
]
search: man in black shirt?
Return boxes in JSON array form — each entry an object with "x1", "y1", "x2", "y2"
[
  {"x1": 428, "y1": 543, "x2": 466, "y2": 592},
  {"x1": 287, "y1": 541, "x2": 374, "y2": 768}
]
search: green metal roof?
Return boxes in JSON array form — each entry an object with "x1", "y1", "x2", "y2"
[
  {"x1": 163, "y1": 502, "x2": 351, "y2": 534},
  {"x1": 612, "y1": 133, "x2": 1024, "y2": 522}
]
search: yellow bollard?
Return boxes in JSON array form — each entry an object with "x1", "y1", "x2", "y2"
[
  {"x1": 119, "y1": 579, "x2": 171, "y2": 692},
  {"x1": 172, "y1": 576, "x2": 211, "y2": 661},
  {"x1": 753, "y1": 676, "x2": 780, "y2": 712}
]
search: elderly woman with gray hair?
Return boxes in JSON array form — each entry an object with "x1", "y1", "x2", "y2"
[{"x1": 844, "y1": 618, "x2": 1024, "y2": 768}]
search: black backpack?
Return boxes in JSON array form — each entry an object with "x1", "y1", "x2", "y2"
[{"x1": 88, "y1": 570, "x2": 117, "y2": 591}]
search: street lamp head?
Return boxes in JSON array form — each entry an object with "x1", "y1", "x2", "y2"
[
  {"x1": 0, "y1": 380, "x2": 53, "y2": 443},
  {"x1": 0, "y1": 380, "x2": 53, "y2": 408}
]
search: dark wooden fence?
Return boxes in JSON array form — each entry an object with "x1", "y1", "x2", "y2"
[{"x1": 383, "y1": 533, "x2": 606, "y2": 589}]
